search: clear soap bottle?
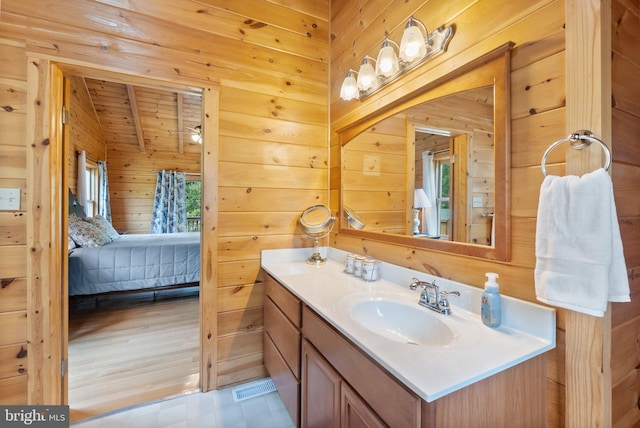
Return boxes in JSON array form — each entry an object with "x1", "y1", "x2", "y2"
[{"x1": 481, "y1": 272, "x2": 502, "y2": 328}]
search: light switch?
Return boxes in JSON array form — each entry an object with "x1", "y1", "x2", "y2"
[
  {"x1": 472, "y1": 196, "x2": 483, "y2": 208},
  {"x1": 0, "y1": 188, "x2": 20, "y2": 210}
]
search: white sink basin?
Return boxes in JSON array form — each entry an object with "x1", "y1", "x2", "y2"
[
  {"x1": 350, "y1": 300, "x2": 456, "y2": 346},
  {"x1": 340, "y1": 292, "x2": 483, "y2": 349}
]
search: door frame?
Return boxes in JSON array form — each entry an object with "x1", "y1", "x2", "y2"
[{"x1": 25, "y1": 57, "x2": 219, "y2": 405}]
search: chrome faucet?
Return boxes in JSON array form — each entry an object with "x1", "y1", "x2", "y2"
[{"x1": 409, "y1": 278, "x2": 460, "y2": 315}]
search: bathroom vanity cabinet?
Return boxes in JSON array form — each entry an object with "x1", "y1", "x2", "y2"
[
  {"x1": 263, "y1": 270, "x2": 549, "y2": 427},
  {"x1": 263, "y1": 273, "x2": 302, "y2": 426}
]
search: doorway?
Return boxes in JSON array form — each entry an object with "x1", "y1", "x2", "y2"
[{"x1": 26, "y1": 60, "x2": 219, "y2": 420}]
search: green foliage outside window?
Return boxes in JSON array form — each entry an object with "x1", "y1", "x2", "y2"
[{"x1": 185, "y1": 180, "x2": 201, "y2": 218}]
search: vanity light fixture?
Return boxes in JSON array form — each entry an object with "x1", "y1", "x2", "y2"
[{"x1": 340, "y1": 16, "x2": 454, "y2": 101}]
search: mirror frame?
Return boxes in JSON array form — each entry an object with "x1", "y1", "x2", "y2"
[{"x1": 338, "y1": 43, "x2": 513, "y2": 261}]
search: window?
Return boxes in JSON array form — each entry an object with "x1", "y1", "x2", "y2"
[
  {"x1": 435, "y1": 156, "x2": 451, "y2": 239},
  {"x1": 84, "y1": 162, "x2": 98, "y2": 217},
  {"x1": 185, "y1": 180, "x2": 201, "y2": 232}
]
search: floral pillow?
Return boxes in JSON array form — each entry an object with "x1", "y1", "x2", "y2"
[
  {"x1": 85, "y1": 215, "x2": 120, "y2": 242},
  {"x1": 68, "y1": 235, "x2": 76, "y2": 252},
  {"x1": 68, "y1": 214, "x2": 111, "y2": 247}
]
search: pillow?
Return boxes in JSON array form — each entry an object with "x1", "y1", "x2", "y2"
[
  {"x1": 68, "y1": 235, "x2": 76, "y2": 252},
  {"x1": 85, "y1": 215, "x2": 120, "y2": 242},
  {"x1": 68, "y1": 214, "x2": 111, "y2": 247}
]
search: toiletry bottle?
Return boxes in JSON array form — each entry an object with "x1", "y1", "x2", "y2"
[{"x1": 481, "y1": 272, "x2": 502, "y2": 328}]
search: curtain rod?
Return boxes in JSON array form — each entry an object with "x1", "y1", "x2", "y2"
[
  {"x1": 151, "y1": 169, "x2": 201, "y2": 176},
  {"x1": 428, "y1": 148, "x2": 450, "y2": 155},
  {"x1": 75, "y1": 150, "x2": 101, "y2": 163}
]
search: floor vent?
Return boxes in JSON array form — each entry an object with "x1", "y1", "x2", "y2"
[{"x1": 232, "y1": 378, "x2": 277, "y2": 402}]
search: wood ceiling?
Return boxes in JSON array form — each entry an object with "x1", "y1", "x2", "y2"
[{"x1": 84, "y1": 78, "x2": 203, "y2": 155}]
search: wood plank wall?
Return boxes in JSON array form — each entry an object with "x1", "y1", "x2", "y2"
[
  {"x1": 330, "y1": 0, "x2": 569, "y2": 425},
  {"x1": 0, "y1": 38, "x2": 28, "y2": 404},
  {"x1": 611, "y1": 0, "x2": 640, "y2": 426},
  {"x1": 342, "y1": 114, "x2": 408, "y2": 234},
  {"x1": 0, "y1": 0, "x2": 329, "y2": 405},
  {"x1": 67, "y1": 75, "x2": 106, "y2": 196}
]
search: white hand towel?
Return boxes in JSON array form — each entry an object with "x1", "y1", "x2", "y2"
[{"x1": 534, "y1": 168, "x2": 630, "y2": 317}]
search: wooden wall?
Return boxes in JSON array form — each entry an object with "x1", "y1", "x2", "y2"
[
  {"x1": 0, "y1": 0, "x2": 329, "y2": 406},
  {"x1": 330, "y1": 0, "x2": 568, "y2": 425},
  {"x1": 610, "y1": 0, "x2": 640, "y2": 426},
  {"x1": 67, "y1": 75, "x2": 106, "y2": 197},
  {"x1": 0, "y1": 38, "x2": 28, "y2": 405},
  {"x1": 342, "y1": 113, "x2": 409, "y2": 234}
]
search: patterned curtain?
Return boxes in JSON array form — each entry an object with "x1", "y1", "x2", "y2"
[
  {"x1": 97, "y1": 161, "x2": 112, "y2": 222},
  {"x1": 150, "y1": 170, "x2": 187, "y2": 234}
]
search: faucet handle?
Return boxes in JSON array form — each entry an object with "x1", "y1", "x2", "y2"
[
  {"x1": 438, "y1": 290, "x2": 460, "y2": 315},
  {"x1": 409, "y1": 278, "x2": 428, "y2": 290},
  {"x1": 440, "y1": 290, "x2": 460, "y2": 298}
]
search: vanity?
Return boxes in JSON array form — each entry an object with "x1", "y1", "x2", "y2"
[{"x1": 262, "y1": 247, "x2": 555, "y2": 427}]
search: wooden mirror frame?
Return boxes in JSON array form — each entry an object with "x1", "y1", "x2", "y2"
[{"x1": 338, "y1": 43, "x2": 513, "y2": 261}]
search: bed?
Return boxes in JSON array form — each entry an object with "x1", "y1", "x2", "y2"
[
  {"x1": 68, "y1": 232, "x2": 200, "y2": 296},
  {"x1": 66, "y1": 188, "x2": 201, "y2": 296}
]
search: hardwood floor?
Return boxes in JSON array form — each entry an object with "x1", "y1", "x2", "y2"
[{"x1": 68, "y1": 289, "x2": 200, "y2": 422}]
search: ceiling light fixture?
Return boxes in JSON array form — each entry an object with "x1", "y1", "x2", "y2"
[
  {"x1": 190, "y1": 125, "x2": 202, "y2": 144},
  {"x1": 340, "y1": 16, "x2": 454, "y2": 101}
]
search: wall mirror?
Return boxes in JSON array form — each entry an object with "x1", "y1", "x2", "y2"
[{"x1": 339, "y1": 45, "x2": 512, "y2": 261}]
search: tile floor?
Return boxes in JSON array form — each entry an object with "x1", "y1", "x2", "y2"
[{"x1": 70, "y1": 385, "x2": 295, "y2": 428}]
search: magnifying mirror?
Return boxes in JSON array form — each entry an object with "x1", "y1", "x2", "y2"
[
  {"x1": 299, "y1": 205, "x2": 336, "y2": 265},
  {"x1": 343, "y1": 206, "x2": 365, "y2": 230}
]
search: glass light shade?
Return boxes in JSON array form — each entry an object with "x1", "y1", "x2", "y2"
[
  {"x1": 400, "y1": 24, "x2": 427, "y2": 63},
  {"x1": 340, "y1": 71, "x2": 359, "y2": 101},
  {"x1": 375, "y1": 40, "x2": 399, "y2": 77},
  {"x1": 357, "y1": 58, "x2": 377, "y2": 91}
]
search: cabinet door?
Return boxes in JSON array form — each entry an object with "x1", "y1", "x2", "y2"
[
  {"x1": 301, "y1": 339, "x2": 341, "y2": 428},
  {"x1": 341, "y1": 383, "x2": 387, "y2": 428}
]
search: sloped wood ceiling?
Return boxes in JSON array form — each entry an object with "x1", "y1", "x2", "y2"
[{"x1": 84, "y1": 78, "x2": 202, "y2": 155}]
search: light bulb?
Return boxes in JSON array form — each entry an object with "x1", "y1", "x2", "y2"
[
  {"x1": 357, "y1": 57, "x2": 377, "y2": 91},
  {"x1": 400, "y1": 20, "x2": 427, "y2": 63},
  {"x1": 340, "y1": 71, "x2": 359, "y2": 101},
  {"x1": 375, "y1": 39, "x2": 399, "y2": 77}
]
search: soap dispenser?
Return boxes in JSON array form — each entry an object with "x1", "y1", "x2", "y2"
[{"x1": 481, "y1": 272, "x2": 502, "y2": 328}]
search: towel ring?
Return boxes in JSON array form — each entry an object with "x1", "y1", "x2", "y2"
[{"x1": 541, "y1": 130, "x2": 612, "y2": 177}]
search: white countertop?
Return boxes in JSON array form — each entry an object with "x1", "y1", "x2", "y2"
[{"x1": 261, "y1": 247, "x2": 556, "y2": 403}]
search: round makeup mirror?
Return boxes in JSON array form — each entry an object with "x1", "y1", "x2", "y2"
[{"x1": 299, "y1": 205, "x2": 336, "y2": 265}]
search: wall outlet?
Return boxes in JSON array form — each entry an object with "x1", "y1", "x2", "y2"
[
  {"x1": 0, "y1": 188, "x2": 21, "y2": 210},
  {"x1": 472, "y1": 196, "x2": 483, "y2": 208}
]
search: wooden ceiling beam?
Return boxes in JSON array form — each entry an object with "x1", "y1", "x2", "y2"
[{"x1": 126, "y1": 84, "x2": 146, "y2": 153}]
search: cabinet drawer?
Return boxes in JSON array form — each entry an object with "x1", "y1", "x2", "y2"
[
  {"x1": 265, "y1": 274, "x2": 301, "y2": 327},
  {"x1": 264, "y1": 296, "x2": 301, "y2": 378},
  {"x1": 303, "y1": 306, "x2": 421, "y2": 428},
  {"x1": 264, "y1": 333, "x2": 299, "y2": 426}
]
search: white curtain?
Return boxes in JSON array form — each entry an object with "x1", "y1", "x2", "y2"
[
  {"x1": 77, "y1": 150, "x2": 87, "y2": 213},
  {"x1": 422, "y1": 151, "x2": 438, "y2": 236}
]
